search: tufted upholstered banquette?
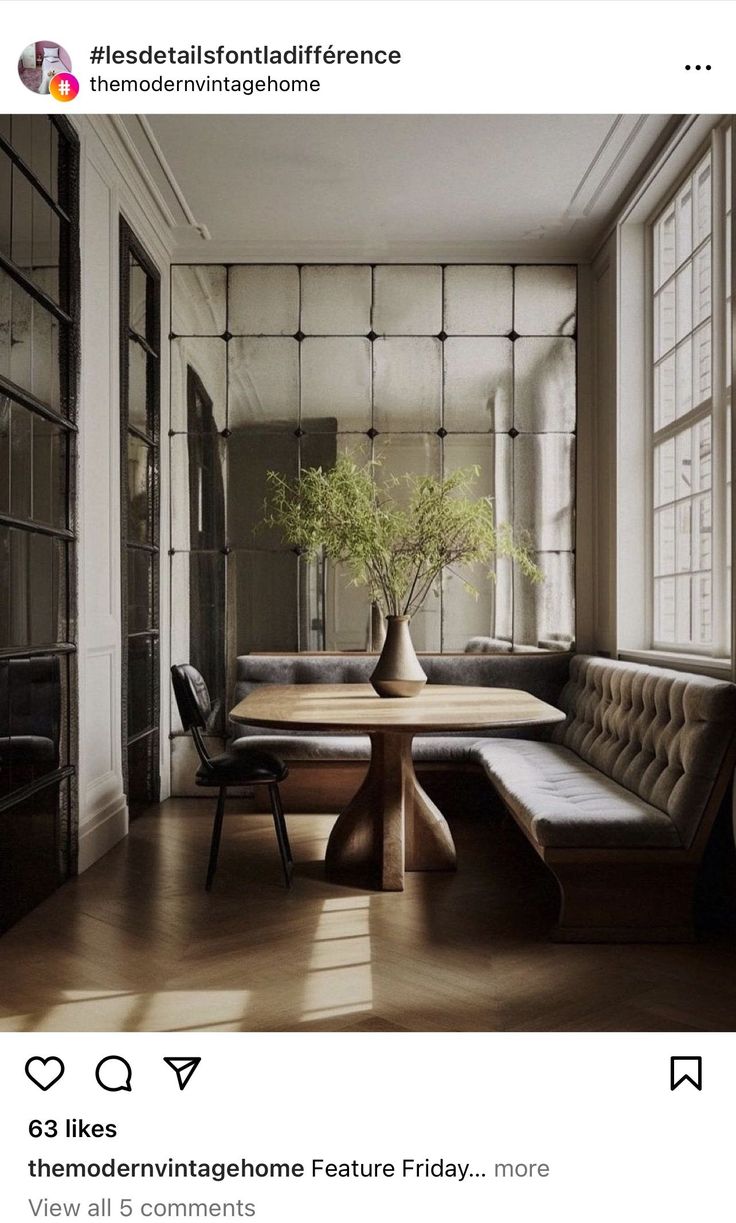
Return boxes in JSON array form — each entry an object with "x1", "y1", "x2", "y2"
[
  {"x1": 479, "y1": 655, "x2": 736, "y2": 849},
  {"x1": 551, "y1": 655, "x2": 736, "y2": 846},
  {"x1": 480, "y1": 656, "x2": 736, "y2": 940},
  {"x1": 229, "y1": 651, "x2": 736, "y2": 941}
]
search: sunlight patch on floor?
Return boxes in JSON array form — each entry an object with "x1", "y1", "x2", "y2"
[
  {"x1": 299, "y1": 895, "x2": 374, "y2": 1022},
  {"x1": 0, "y1": 988, "x2": 252, "y2": 1032}
]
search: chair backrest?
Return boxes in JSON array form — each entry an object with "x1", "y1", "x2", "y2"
[{"x1": 171, "y1": 664, "x2": 212, "y2": 732}]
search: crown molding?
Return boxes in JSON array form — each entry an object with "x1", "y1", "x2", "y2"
[
  {"x1": 566, "y1": 115, "x2": 653, "y2": 220},
  {"x1": 110, "y1": 115, "x2": 211, "y2": 245},
  {"x1": 79, "y1": 113, "x2": 684, "y2": 268},
  {"x1": 71, "y1": 116, "x2": 175, "y2": 267},
  {"x1": 169, "y1": 239, "x2": 588, "y2": 264},
  {"x1": 590, "y1": 114, "x2": 720, "y2": 258},
  {"x1": 135, "y1": 116, "x2": 211, "y2": 240}
]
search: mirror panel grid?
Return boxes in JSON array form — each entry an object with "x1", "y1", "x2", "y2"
[
  {"x1": 229, "y1": 265, "x2": 299, "y2": 336},
  {"x1": 300, "y1": 337, "x2": 371, "y2": 431},
  {"x1": 169, "y1": 263, "x2": 577, "y2": 741},
  {"x1": 171, "y1": 266, "x2": 226, "y2": 335},
  {"x1": 372, "y1": 266, "x2": 443, "y2": 335},
  {"x1": 443, "y1": 337, "x2": 513, "y2": 432},
  {"x1": 170, "y1": 338, "x2": 227, "y2": 433},
  {"x1": 228, "y1": 337, "x2": 299, "y2": 429},
  {"x1": 444, "y1": 266, "x2": 513, "y2": 336},
  {"x1": 513, "y1": 266, "x2": 577, "y2": 336}
]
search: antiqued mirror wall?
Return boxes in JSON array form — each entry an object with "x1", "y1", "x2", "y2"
[{"x1": 169, "y1": 263, "x2": 576, "y2": 769}]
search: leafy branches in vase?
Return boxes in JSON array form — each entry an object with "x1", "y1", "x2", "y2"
[{"x1": 264, "y1": 457, "x2": 542, "y2": 617}]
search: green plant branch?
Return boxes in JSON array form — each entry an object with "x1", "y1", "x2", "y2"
[{"x1": 263, "y1": 457, "x2": 542, "y2": 622}]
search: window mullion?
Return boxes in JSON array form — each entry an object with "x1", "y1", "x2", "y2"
[
  {"x1": 650, "y1": 143, "x2": 723, "y2": 654},
  {"x1": 711, "y1": 127, "x2": 729, "y2": 656},
  {"x1": 652, "y1": 397, "x2": 712, "y2": 445}
]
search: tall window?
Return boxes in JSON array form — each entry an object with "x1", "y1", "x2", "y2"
[
  {"x1": 651, "y1": 123, "x2": 732, "y2": 656},
  {"x1": 0, "y1": 116, "x2": 79, "y2": 929},
  {"x1": 119, "y1": 220, "x2": 160, "y2": 813}
]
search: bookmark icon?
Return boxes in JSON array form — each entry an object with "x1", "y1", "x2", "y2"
[
  {"x1": 670, "y1": 1056, "x2": 702, "y2": 1091},
  {"x1": 163, "y1": 1056, "x2": 201, "y2": 1091}
]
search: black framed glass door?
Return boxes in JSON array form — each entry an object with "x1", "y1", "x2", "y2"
[
  {"x1": 0, "y1": 115, "x2": 79, "y2": 930},
  {"x1": 119, "y1": 220, "x2": 160, "y2": 814}
]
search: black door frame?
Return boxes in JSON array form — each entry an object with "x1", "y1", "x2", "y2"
[{"x1": 119, "y1": 217, "x2": 161, "y2": 811}]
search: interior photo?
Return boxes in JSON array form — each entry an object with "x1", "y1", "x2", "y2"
[{"x1": 1, "y1": 111, "x2": 735, "y2": 1033}]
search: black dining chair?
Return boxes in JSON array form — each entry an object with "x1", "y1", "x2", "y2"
[{"x1": 171, "y1": 664, "x2": 292, "y2": 891}]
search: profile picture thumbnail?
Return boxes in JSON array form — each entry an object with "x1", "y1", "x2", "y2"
[{"x1": 18, "y1": 42, "x2": 72, "y2": 95}]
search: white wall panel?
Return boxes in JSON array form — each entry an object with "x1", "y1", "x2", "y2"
[
  {"x1": 77, "y1": 155, "x2": 127, "y2": 871},
  {"x1": 74, "y1": 118, "x2": 173, "y2": 870}
]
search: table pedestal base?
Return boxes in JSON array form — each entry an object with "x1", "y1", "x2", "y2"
[{"x1": 325, "y1": 732, "x2": 457, "y2": 891}]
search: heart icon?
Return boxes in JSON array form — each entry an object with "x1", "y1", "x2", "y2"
[{"x1": 25, "y1": 1056, "x2": 65, "y2": 1091}]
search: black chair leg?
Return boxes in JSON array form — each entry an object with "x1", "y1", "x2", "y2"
[
  {"x1": 206, "y1": 786, "x2": 227, "y2": 891},
  {"x1": 269, "y1": 783, "x2": 292, "y2": 888},
  {"x1": 272, "y1": 783, "x2": 293, "y2": 864}
]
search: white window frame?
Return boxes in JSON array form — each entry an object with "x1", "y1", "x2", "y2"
[{"x1": 646, "y1": 121, "x2": 732, "y2": 660}]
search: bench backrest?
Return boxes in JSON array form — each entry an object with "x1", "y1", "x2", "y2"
[{"x1": 550, "y1": 654, "x2": 736, "y2": 847}]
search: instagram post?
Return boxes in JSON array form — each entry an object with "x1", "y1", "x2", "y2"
[{"x1": 0, "y1": 1, "x2": 735, "y2": 1219}]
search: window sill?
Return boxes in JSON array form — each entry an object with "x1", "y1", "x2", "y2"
[{"x1": 617, "y1": 649, "x2": 733, "y2": 679}]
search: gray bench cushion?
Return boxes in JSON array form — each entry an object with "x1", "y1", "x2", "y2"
[
  {"x1": 550, "y1": 655, "x2": 736, "y2": 847},
  {"x1": 238, "y1": 734, "x2": 485, "y2": 764},
  {"x1": 477, "y1": 740, "x2": 681, "y2": 849}
]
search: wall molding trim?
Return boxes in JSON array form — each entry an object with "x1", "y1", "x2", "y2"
[
  {"x1": 115, "y1": 114, "x2": 676, "y2": 267},
  {"x1": 565, "y1": 115, "x2": 659, "y2": 225},
  {"x1": 135, "y1": 115, "x2": 211, "y2": 240},
  {"x1": 77, "y1": 792, "x2": 128, "y2": 874},
  {"x1": 73, "y1": 121, "x2": 174, "y2": 871},
  {"x1": 72, "y1": 116, "x2": 175, "y2": 267},
  {"x1": 170, "y1": 240, "x2": 593, "y2": 264},
  {"x1": 591, "y1": 114, "x2": 721, "y2": 260}
]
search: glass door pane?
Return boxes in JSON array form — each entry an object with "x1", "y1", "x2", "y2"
[{"x1": 0, "y1": 115, "x2": 78, "y2": 932}]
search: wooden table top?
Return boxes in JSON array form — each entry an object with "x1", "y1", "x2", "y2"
[{"x1": 230, "y1": 683, "x2": 566, "y2": 734}]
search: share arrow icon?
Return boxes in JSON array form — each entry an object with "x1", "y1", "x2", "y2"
[{"x1": 164, "y1": 1057, "x2": 201, "y2": 1091}]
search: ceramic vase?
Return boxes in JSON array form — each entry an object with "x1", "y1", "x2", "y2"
[{"x1": 370, "y1": 615, "x2": 427, "y2": 698}]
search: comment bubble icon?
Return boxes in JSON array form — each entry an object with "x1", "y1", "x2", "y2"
[{"x1": 95, "y1": 1055, "x2": 133, "y2": 1092}]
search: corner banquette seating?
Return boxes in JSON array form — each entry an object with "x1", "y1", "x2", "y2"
[{"x1": 231, "y1": 652, "x2": 736, "y2": 942}]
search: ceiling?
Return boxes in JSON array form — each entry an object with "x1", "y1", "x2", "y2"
[{"x1": 122, "y1": 114, "x2": 676, "y2": 261}]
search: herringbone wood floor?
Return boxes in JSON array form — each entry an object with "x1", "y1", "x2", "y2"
[{"x1": 1, "y1": 799, "x2": 736, "y2": 1032}]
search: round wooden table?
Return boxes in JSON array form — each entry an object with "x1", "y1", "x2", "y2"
[{"x1": 230, "y1": 684, "x2": 565, "y2": 891}]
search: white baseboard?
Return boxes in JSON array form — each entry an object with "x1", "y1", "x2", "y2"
[{"x1": 77, "y1": 793, "x2": 129, "y2": 873}]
